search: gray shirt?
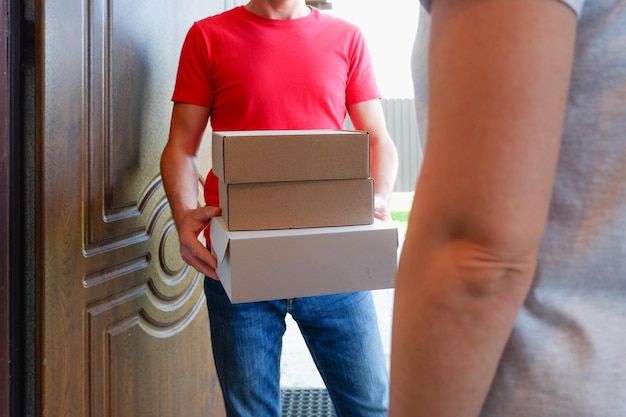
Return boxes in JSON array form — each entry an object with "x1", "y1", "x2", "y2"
[{"x1": 412, "y1": 1, "x2": 626, "y2": 415}]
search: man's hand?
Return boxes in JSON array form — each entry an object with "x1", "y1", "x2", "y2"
[
  {"x1": 374, "y1": 195, "x2": 392, "y2": 223},
  {"x1": 177, "y1": 205, "x2": 222, "y2": 280}
]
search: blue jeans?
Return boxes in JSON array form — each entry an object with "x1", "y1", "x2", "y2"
[{"x1": 204, "y1": 277, "x2": 389, "y2": 417}]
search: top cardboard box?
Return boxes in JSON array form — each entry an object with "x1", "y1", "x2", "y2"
[{"x1": 212, "y1": 130, "x2": 370, "y2": 184}]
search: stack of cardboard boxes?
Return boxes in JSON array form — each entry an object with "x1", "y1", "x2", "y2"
[{"x1": 210, "y1": 130, "x2": 398, "y2": 303}]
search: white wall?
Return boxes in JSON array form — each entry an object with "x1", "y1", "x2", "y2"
[{"x1": 325, "y1": 0, "x2": 420, "y2": 99}]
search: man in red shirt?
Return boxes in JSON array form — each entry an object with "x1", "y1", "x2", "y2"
[{"x1": 161, "y1": 1, "x2": 398, "y2": 416}]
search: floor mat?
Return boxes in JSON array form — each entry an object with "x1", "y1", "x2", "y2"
[{"x1": 281, "y1": 388, "x2": 336, "y2": 417}]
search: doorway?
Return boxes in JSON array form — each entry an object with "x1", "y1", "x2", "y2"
[{"x1": 279, "y1": 0, "x2": 419, "y2": 397}]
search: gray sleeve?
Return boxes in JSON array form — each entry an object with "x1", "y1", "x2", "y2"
[{"x1": 419, "y1": 0, "x2": 585, "y2": 16}]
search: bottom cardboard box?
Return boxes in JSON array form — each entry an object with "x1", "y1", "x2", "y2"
[{"x1": 210, "y1": 216, "x2": 398, "y2": 303}]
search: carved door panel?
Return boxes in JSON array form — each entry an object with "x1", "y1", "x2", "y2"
[{"x1": 37, "y1": 1, "x2": 225, "y2": 416}]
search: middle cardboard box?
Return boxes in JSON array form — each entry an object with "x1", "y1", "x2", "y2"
[{"x1": 212, "y1": 129, "x2": 374, "y2": 231}]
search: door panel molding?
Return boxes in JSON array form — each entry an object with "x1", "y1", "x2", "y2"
[{"x1": 38, "y1": 1, "x2": 225, "y2": 415}]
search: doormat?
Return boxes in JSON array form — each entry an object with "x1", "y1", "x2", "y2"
[{"x1": 281, "y1": 388, "x2": 336, "y2": 417}]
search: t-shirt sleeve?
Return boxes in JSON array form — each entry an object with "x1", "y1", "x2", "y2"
[
  {"x1": 419, "y1": 0, "x2": 585, "y2": 16},
  {"x1": 345, "y1": 30, "x2": 381, "y2": 105},
  {"x1": 171, "y1": 23, "x2": 214, "y2": 108}
]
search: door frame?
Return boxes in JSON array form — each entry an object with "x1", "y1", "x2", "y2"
[
  {"x1": 1, "y1": 0, "x2": 12, "y2": 413},
  {"x1": 1, "y1": 0, "x2": 11, "y2": 414},
  {"x1": 2, "y1": 1, "x2": 31, "y2": 416}
]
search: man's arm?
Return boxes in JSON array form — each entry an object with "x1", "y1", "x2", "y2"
[
  {"x1": 347, "y1": 99, "x2": 399, "y2": 222},
  {"x1": 390, "y1": 0, "x2": 577, "y2": 416},
  {"x1": 160, "y1": 102, "x2": 221, "y2": 279}
]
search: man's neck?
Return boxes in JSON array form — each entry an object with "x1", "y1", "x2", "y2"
[{"x1": 245, "y1": 0, "x2": 311, "y2": 19}]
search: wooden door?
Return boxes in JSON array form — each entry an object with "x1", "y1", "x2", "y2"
[{"x1": 37, "y1": 1, "x2": 226, "y2": 416}]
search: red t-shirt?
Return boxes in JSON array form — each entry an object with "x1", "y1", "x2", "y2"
[{"x1": 171, "y1": 6, "x2": 381, "y2": 238}]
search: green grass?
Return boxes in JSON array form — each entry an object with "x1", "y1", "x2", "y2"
[
  {"x1": 389, "y1": 192, "x2": 413, "y2": 237},
  {"x1": 390, "y1": 209, "x2": 409, "y2": 224}
]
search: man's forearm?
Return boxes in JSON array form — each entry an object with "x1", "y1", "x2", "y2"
[
  {"x1": 160, "y1": 144, "x2": 201, "y2": 230},
  {"x1": 371, "y1": 136, "x2": 399, "y2": 202}
]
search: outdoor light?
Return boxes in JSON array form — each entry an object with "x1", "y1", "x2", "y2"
[{"x1": 306, "y1": 0, "x2": 333, "y2": 10}]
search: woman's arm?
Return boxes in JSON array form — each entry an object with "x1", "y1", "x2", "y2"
[{"x1": 390, "y1": 1, "x2": 577, "y2": 416}]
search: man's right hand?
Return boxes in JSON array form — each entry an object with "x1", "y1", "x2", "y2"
[{"x1": 177, "y1": 205, "x2": 222, "y2": 280}]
